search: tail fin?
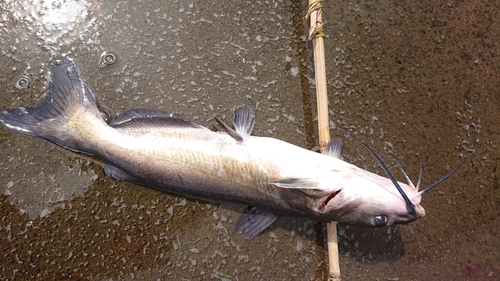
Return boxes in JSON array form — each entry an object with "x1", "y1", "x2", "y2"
[{"x1": 0, "y1": 57, "x2": 103, "y2": 152}]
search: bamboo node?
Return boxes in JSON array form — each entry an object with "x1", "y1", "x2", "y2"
[
  {"x1": 328, "y1": 272, "x2": 342, "y2": 281},
  {"x1": 306, "y1": 0, "x2": 325, "y2": 40}
]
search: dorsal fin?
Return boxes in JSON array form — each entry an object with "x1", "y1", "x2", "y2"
[
  {"x1": 110, "y1": 108, "x2": 206, "y2": 129},
  {"x1": 214, "y1": 116, "x2": 243, "y2": 142},
  {"x1": 233, "y1": 106, "x2": 255, "y2": 137},
  {"x1": 214, "y1": 106, "x2": 255, "y2": 142},
  {"x1": 325, "y1": 138, "x2": 343, "y2": 160}
]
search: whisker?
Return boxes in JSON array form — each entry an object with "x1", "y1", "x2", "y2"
[
  {"x1": 405, "y1": 224, "x2": 422, "y2": 249},
  {"x1": 344, "y1": 132, "x2": 416, "y2": 214},
  {"x1": 416, "y1": 155, "x2": 424, "y2": 192},
  {"x1": 389, "y1": 152, "x2": 415, "y2": 188},
  {"x1": 419, "y1": 159, "x2": 467, "y2": 194}
]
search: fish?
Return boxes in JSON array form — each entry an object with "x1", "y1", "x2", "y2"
[{"x1": 0, "y1": 57, "x2": 463, "y2": 239}]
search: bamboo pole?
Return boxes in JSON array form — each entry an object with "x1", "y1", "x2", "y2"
[{"x1": 306, "y1": 1, "x2": 341, "y2": 280}]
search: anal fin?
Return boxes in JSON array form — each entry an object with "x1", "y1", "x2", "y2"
[
  {"x1": 104, "y1": 164, "x2": 138, "y2": 181},
  {"x1": 234, "y1": 207, "x2": 279, "y2": 239}
]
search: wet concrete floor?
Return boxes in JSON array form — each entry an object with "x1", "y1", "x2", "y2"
[{"x1": 0, "y1": 0, "x2": 499, "y2": 280}]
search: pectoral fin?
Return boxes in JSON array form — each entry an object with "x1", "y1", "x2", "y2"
[
  {"x1": 273, "y1": 178, "x2": 321, "y2": 189},
  {"x1": 234, "y1": 207, "x2": 279, "y2": 239},
  {"x1": 273, "y1": 138, "x2": 343, "y2": 191}
]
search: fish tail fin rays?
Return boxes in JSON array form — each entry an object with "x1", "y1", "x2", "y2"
[{"x1": 0, "y1": 57, "x2": 103, "y2": 152}]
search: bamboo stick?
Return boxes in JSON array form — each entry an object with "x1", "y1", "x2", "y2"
[{"x1": 306, "y1": 1, "x2": 341, "y2": 280}]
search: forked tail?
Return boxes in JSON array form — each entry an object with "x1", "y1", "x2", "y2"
[{"x1": 0, "y1": 57, "x2": 103, "y2": 153}]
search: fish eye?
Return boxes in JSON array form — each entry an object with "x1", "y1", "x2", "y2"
[{"x1": 372, "y1": 215, "x2": 388, "y2": 226}]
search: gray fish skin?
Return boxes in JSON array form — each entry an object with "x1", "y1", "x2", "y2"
[{"x1": 0, "y1": 57, "x2": 426, "y2": 238}]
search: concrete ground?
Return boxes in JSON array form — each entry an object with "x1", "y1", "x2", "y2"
[{"x1": 0, "y1": 0, "x2": 498, "y2": 280}]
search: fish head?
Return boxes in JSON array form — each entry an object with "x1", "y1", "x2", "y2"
[
  {"x1": 307, "y1": 136, "x2": 464, "y2": 227},
  {"x1": 312, "y1": 170, "x2": 426, "y2": 227}
]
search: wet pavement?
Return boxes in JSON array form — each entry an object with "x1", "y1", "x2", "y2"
[{"x1": 0, "y1": 0, "x2": 499, "y2": 280}]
